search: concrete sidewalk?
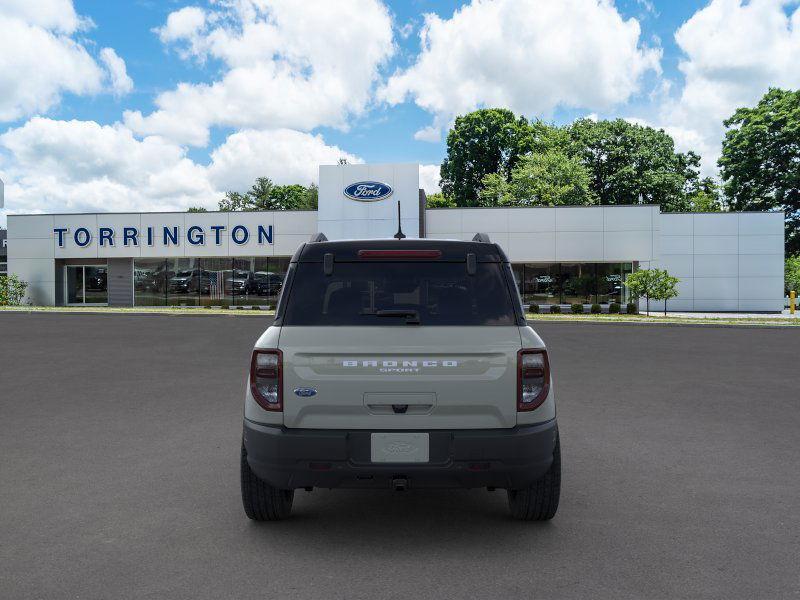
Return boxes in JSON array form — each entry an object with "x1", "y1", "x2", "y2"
[{"x1": 664, "y1": 310, "x2": 798, "y2": 319}]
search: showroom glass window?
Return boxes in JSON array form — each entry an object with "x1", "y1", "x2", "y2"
[
  {"x1": 509, "y1": 263, "x2": 635, "y2": 305},
  {"x1": 523, "y1": 263, "x2": 560, "y2": 305},
  {"x1": 134, "y1": 259, "x2": 167, "y2": 306},
  {"x1": 560, "y1": 263, "x2": 595, "y2": 305},
  {"x1": 597, "y1": 263, "x2": 625, "y2": 304},
  {"x1": 201, "y1": 258, "x2": 234, "y2": 307},
  {"x1": 133, "y1": 257, "x2": 291, "y2": 307},
  {"x1": 166, "y1": 258, "x2": 201, "y2": 306}
]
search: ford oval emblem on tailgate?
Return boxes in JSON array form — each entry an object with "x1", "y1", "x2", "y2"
[{"x1": 294, "y1": 387, "x2": 317, "y2": 397}]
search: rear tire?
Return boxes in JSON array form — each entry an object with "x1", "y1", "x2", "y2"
[
  {"x1": 507, "y1": 434, "x2": 561, "y2": 521},
  {"x1": 240, "y1": 443, "x2": 294, "y2": 521}
]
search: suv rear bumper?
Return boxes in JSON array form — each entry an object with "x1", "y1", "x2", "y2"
[{"x1": 242, "y1": 418, "x2": 558, "y2": 490}]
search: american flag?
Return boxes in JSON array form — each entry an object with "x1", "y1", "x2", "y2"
[{"x1": 209, "y1": 271, "x2": 225, "y2": 299}]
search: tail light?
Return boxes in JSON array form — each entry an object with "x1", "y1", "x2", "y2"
[
  {"x1": 518, "y1": 349, "x2": 550, "y2": 411},
  {"x1": 250, "y1": 349, "x2": 282, "y2": 411}
]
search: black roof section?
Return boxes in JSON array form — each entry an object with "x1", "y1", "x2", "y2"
[{"x1": 292, "y1": 238, "x2": 509, "y2": 263}]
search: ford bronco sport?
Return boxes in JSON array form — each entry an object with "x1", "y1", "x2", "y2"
[{"x1": 241, "y1": 236, "x2": 560, "y2": 521}]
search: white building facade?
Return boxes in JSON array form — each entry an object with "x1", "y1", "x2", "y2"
[{"x1": 6, "y1": 163, "x2": 785, "y2": 312}]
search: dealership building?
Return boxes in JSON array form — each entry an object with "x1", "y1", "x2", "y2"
[{"x1": 6, "y1": 162, "x2": 785, "y2": 312}]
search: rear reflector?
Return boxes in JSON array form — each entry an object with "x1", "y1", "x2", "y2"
[{"x1": 357, "y1": 249, "x2": 442, "y2": 259}]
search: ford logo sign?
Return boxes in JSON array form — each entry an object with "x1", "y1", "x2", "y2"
[
  {"x1": 294, "y1": 387, "x2": 317, "y2": 397},
  {"x1": 343, "y1": 181, "x2": 393, "y2": 202}
]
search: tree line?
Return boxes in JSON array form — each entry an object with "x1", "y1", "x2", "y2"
[
  {"x1": 189, "y1": 177, "x2": 318, "y2": 212},
  {"x1": 430, "y1": 88, "x2": 799, "y2": 257},
  {"x1": 428, "y1": 109, "x2": 716, "y2": 213}
]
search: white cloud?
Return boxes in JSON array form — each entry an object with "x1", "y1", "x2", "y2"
[
  {"x1": 206, "y1": 129, "x2": 361, "y2": 193},
  {"x1": 380, "y1": 0, "x2": 661, "y2": 141},
  {"x1": 413, "y1": 124, "x2": 443, "y2": 143},
  {"x1": 0, "y1": 2, "x2": 132, "y2": 121},
  {"x1": 0, "y1": 0, "x2": 83, "y2": 32},
  {"x1": 126, "y1": 0, "x2": 394, "y2": 146},
  {"x1": 418, "y1": 164, "x2": 441, "y2": 195},
  {"x1": 156, "y1": 6, "x2": 206, "y2": 44},
  {"x1": 100, "y1": 48, "x2": 133, "y2": 96},
  {"x1": 0, "y1": 118, "x2": 362, "y2": 217},
  {"x1": 0, "y1": 118, "x2": 213, "y2": 214},
  {"x1": 656, "y1": 0, "x2": 800, "y2": 174}
]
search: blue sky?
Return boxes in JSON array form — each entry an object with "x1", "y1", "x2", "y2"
[
  {"x1": 1, "y1": 0, "x2": 799, "y2": 222},
  {"x1": 58, "y1": 0, "x2": 702, "y2": 164}
]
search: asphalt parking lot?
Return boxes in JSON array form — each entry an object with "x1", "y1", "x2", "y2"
[{"x1": 1, "y1": 313, "x2": 798, "y2": 599}]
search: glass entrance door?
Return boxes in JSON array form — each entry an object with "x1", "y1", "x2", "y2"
[
  {"x1": 66, "y1": 266, "x2": 84, "y2": 304},
  {"x1": 66, "y1": 265, "x2": 108, "y2": 305}
]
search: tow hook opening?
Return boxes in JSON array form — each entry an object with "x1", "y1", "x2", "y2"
[{"x1": 391, "y1": 477, "x2": 408, "y2": 491}]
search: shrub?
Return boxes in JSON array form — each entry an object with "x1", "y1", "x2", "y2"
[
  {"x1": 571, "y1": 303, "x2": 583, "y2": 314},
  {"x1": 609, "y1": 302, "x2": 621, "y2": 314},
  {"x1": 549, "y1": 304, "x2": 561, "y2": 314},
  {"x1": 529, "y1": 303, "x2": 540, "y2": 314},
  {"x1": 0, "y1": 274, "x2": 28, "y2": 306},
  {"x1": 590, "y1": 303, "x2": 601, "y2": 314},
  {"x1": 626, "y1": 302, "x2": 638, "y2": 315}
]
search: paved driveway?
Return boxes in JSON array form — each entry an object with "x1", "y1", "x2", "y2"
[{"x1": 1, "y1": 313, "x2": 798, "y2": 599}]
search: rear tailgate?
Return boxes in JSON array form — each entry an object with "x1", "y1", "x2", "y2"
[{"x1": 279, "y1": 326, "x2": 522, "y2": 429}]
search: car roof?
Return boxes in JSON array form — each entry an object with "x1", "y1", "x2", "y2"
[{"x1": 292, "y1": 238, "x2": 509, "y2": 263}]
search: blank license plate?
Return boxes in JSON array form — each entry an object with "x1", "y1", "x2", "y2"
[{"x1": 370, "y1": 433, "x2": 429, "y2": 463}]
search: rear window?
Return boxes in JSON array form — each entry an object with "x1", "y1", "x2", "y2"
[{"x1": 282, "y1": 261, "x2": 518, "y2": 326}]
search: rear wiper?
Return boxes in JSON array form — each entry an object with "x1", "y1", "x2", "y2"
[{"x1": 373, "y1": 309, "x2": 421, "y2": 325}]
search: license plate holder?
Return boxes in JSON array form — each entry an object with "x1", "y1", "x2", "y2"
[{"x1": 370, "y1": 433, "x2": 429, "y2": 463}]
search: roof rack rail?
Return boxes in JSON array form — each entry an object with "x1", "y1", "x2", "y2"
[
  {"x1": 472, "y1": 233, "x2": 491, "y2": 243},
  {"x1": 310, "y1": 232, "x2": 328, "y2": 242}
]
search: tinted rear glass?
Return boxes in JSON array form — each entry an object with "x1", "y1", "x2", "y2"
[{"x1": 282, "y1": 262, "x2": 517, "y2": 326}]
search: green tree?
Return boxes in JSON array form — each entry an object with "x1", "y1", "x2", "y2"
[
  {"x1": 786, "y1": 255, "x2": 800, "y2": 296},
  {"x1": 245, "y1": 177, "x2": 275, "y2": 210},
  {"x1": 425, "y1": 192, "x2": 456, "y2": 208},
  {"x1": 0, "y1": 273, "x2": 28, "y2": 306},
  {"x1": 567, "y1": 118, "x2": 700, "y2": 211},
  {"x1": 624, "y1": 268, "x2": 661, "y2": 316},
  {"x1": 270, "y1": 184, "x2": 310, "y2": 210},
  {"x1": 653, "y1": 271, "x2": 680, "y2": 315},
  {"x1": 218, "y1": 190, "x2": 251, "y2": 212},
  {"x1": 477, "y1": 173, "x2": 510, "y2": 206},
  {"x1": 440, "y1": 109, "x2": 559, "y2": 206},
  {"x1": 187, "y1": 206, "x2": 208, "y2": 213},
  {"x1": 304, "y1": 183, "x2": 319, "y2": 210},
  {"x1": 719, "y1": 88, "x2": 800, "y2": 255},
  {"x1": 219, "y1": 177, "x2": 320, "y2": 212},
  {"x1": 686, "y1": 177, "x2": 725, "y2": 212},
  {"x1": 504, "y1": 151, "x2": 594, "y2": 207}
]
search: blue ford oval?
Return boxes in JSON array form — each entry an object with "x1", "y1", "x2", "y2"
[
  {"x1": 343, "y1": 181, "x2": 393, "y2": 202},
  {"x1": 293, "y1": 387, "x2": 317, "y2": 397}
]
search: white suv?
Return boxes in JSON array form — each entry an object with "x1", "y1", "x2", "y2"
[{"x1": 240, "y1": 236, "x2": 560, "y2": 521}]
